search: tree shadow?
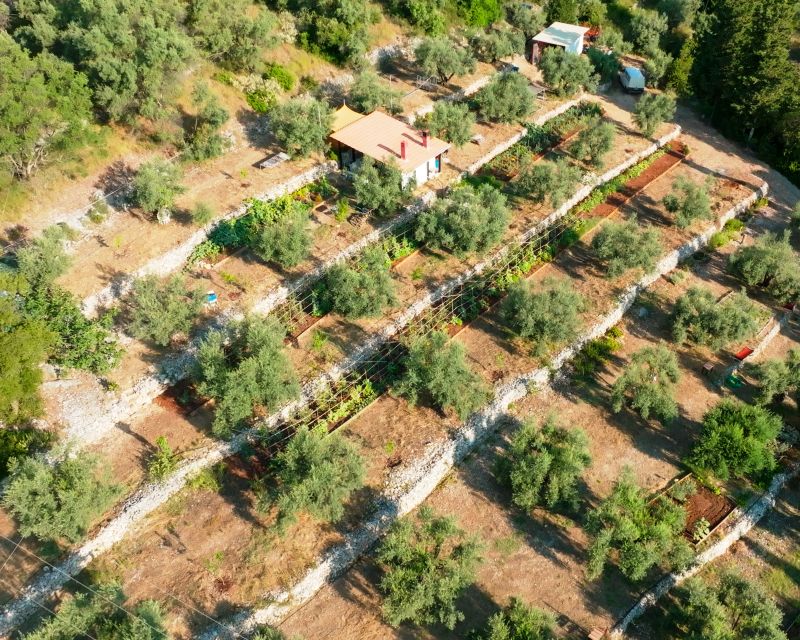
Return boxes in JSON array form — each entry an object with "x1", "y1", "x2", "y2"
[{"x1": 94, "y1": 160, "x2": 136, "y2": 209}]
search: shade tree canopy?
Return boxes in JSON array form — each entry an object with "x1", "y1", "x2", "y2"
[
  {"x1": 674, "y1": 573, "x2": 787, "y2": 640},
  {"x1": 348, "y1": 70, "x2": 403, "y2": 114},
  {"x1": 585, "y1": 467, "x2": 694, "y2": 581},
  {"x1": 475, "y1": 72, "x2": 536, "y2": 123},
  {"x1": 470, "y1": 27, "x2": 525, "y2": 63},
  {"x1": 192, "y1": 316, "x2": 300, "y2": 436},
  {"x1": 515, "y1": 157, "x2": 582, "y2": 207},
  {"x1": 500, "y1": 278, "x2": 585, "y2": 355},
  {"x1": 688, "y1": 399, "x2": 782, "y2": 481},
  {"x1": 611, "y1": 345, "x2": 681, "y2": 423},
  {"x1": 321, "y1": 247, "x2": 397, "y2": 318},
  {"x1": 130, "y1": 159, "x2": 185, "y2": 216},
  {"x1": 662, "y1": 177, "x2": 712, "y2": 228},
  {"x1": 591, "y1": 219, "x2": 663, "y2": 278},
  {"x1": 378, "y1": 506, "x2": 482, "y2": 629},
  {"x1": 258, "y1": 426, "x2": 366, "y2": 533},
  {"x1": 539, "y1": 47, "x2": 599, "y2": 98},
  {"x1": 670, "y1": 287, "x2": 762, "y2": 351},
  {"x1": 0, "y1": 33, "x2": 92, "y2": 180},
  {"x1": 422, "y1": 101, "x2": 476, "y2": 147},
  {"x1": 3, "y1": 451, "x2": 120, "y2": 543},
  {"x1": 633, "y1": 92, "x2": 677, "y2": 137},
  {"x1": 569, "y1": 116, "x2": 616, "y2": 167},
  {"x1": 728, "y1": 231, "x2": 800, "y2": 304},
  {"x1": 496, "y1": 416, "x2": 591, "y2": 511},
  {"x1": 250, "y1": 203, "x2": 312, "y2": 268},
  {"x1": 473, "y1": 598, "x2": 556, "y2": 640},
  {"x1": 415, "y1": 183, "x2": 510, "y2": 256},
  {"x1": 353, "y1": 157, "x2": 411, "y2": 216},
  {"x1": 415, "y1": 37, "x2": 477, "y2": 85},
  {"x1": 127, "y1": 275, "x2": 204, "y2": 347},
  {"x1": 269, "y1": 97, "x2": 333, "y2": 158},
  {"x1": 748, "y1": 349, "x2": 800, "y2": 405},
  {"x1": 506, "y1": 4, "x2": 545, "y2": 40},
  {"x1": 395, "y1": 331, "x2": 489, "y2": 419}
]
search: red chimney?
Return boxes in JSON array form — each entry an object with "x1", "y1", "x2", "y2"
[
  {"x1": 422, "y1": 131, "x2": 428, "y2": 147},
  {"x1": 400, "y1": 141, "x2": 406, "y2": 159}
]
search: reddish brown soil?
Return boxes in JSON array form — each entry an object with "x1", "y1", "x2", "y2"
[{"x1": 682, "y1": 484, "x2": 736, "y2": 540}]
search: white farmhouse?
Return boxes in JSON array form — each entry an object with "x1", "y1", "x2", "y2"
[
  {"x1": 329, "y1": 106, "x2": 450, "y2": 188},
  {"x1": 531, "y1": 22, "x2": 591, "y2": 62}
]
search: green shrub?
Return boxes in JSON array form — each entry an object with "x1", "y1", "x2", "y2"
[
  {"x1": 585, "y1": 467, "x2": 694, "y2": 581},
  {"x1": 570, "y1": 116, "x2": 616, "y2": 167},
  {"x1": 250, "y1": 204, "x2": 312, "y2": 268},
  {"x1": 515, "y1": 157, "x2": 582, "y2": 207},
  {"x1": 571, "y1": 326, "x2": 623, "y2": 379},
  {"x1": 395, "y1": 331, "x2": 489, "y2": 419},
  {"x1": 16, "y1": 225, "x2": 73, "y2": 287},
  {"x1": 127, "y1": 275, "x2": 204, "y2": 347},
  {"x1": 0, "y1": 428, "x2": 54, "y2": 480},
  {"x1": 22, "y1": 584, "x2": 170, "y2": 640},
  {"x1": 257, "y1": 426, "x2": 365, "y2": 533},
  {"x1": 633, "y1": 92, "x2": 676, "y2": 137},
  {"x1": 500, "y1": 278, "x2": 585, "y2": 355},
  {"x1": 729, "y1": 231, "x2": 800, "y2": 303},
  {"x1": 414, "y1": 36, "x2": 476, "y2": 84},
  {"x1": 353, "y1": 157, "x2": 411, "y2": 216},
  {"x1": 184, "y1": 82, "x2": 229, "y2": 162},
  {"x1": 263, "y1": 63, "x2": 296, "y2": 92},
  {"x1": 587, "y1": 46, "x2": 621, "y2": 84},
  {"x1": 246, "y1": 88, "x2": 277, "y2": 114},
  {"x1": 496, "y1": 416, "x2": 591, "y2": 511},
  {"x1": 748, "y1": 349, "x2": 800, "y2": 405},
  {"x1": 611, "y1": 345, "x2": 681, "y2": 423},
  {"x1": 321, "y1": 247, "x2": 397, "y2": 318},
  {"x1": 424, "y1": 101, "x2": 475, "y2": 147},
  {"x1": 415, "y1": 183, "x2": 509, "y2": 256},
  {"x1": 130, "y1": 159, "x2": 185, "y2": 215},
  {"x1": 470, "y1": 27, "x2": 525, "y2": 63},
  {"x1": 348, "y1": 70, "x2": 403, "y2": 114},
  {"x1": 670, "y1": 287, "x2": 762, "y2": 350},
  {"x1": 674, "y1": 573, "x2": 787, "y2": 640},
  {"x1": 147, "y1": 436, "x2": 177, "y2": 481},
  {"x1": 192, "y1": 316, "x2": 300, "y2": 437},
  {"x1": 592, "y1": 219, "x2": 663, "y2": 278},
  {"x1": 708, "y1": 218, "x2": 745, "y2": 249},
  {"x1": 475, "y1": 72, "x2": 536, "y2": 123},
  {"x1": 539, "y1": 46, "x2": 599, "y2": 97},
  {"x1": 3, "y1": 452, "x2": 120, "y2": 543},
  {"x1": 378, "y1": 506, "x2": 482, "y2": 629},
  {"x1": 688, "y1": 399, "x2": 782, "y2": 481},
  {"x1": 191, "y1": 202, "x2": 216, "y2": 226},
  {"x1": 474, "y1": 598, "x2": 556, "y2": 640},
  {"x1": 663, "y1": 176, "x2": 712, "y2": 228},
  {"x1": 269, "y1": 97, "x2": 332, "y2": 158}
]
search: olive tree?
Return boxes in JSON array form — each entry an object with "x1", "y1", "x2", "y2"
[
  {"x1": 496, "y1": 416, "x2": 591, "y2": 511},
  {"x1": 378, "y1": 506, "x2": 482, "y2": 629},
  {"x1": 591, "y1": 219, "x2": 663, "y2": 278},
  {"x1": 629, "y1": 8, "x2": 669, "y2": 53},
  {"x1": 21, "y1": 584, "x2": 169, "y2": 640},
  {"x1": 569, "y1": 116, "x2": 616, "y2": 167},
  {"x1": 130, "y1": 159, "x2": 185, "y2": 215},
  {"x1": 474, "y1": 598, "x2": 556, "y2": 640},
  {"x1": 127, "y1": 275, "x2": 204, "y2": 347},
  {"x1": 643, "y1": 46, "x2": 673, "y2": 88},
  {"x1": 633, "y1": 92, "x2": 676, "y2": 137},
  {"x1": 670, "y1": 287, "x2": 761, "y2": 350},
  {"x1": 415, "y1": 183, "x2": 509, "y2": 256},
  {"x1": 748, "y1": 349, "x2": 800, "y2": 405},
  {"x1": 475, "y1": 72, "x2": 536, "y2": 123},
  {"x1": 662, "y1": 176, "x2": 712, "y2": 228},
  {"x1": 587, "y1": 46, "x2": 621, "y2": 84},
  {"x1": 251, "y1": 205, "x2": 312, "y2": 268},
  {"x1": 515, "y1": 157, "x2": 582, "y2": 207},
  {"x1": 269, "y1": 97, "x2": 333, "y2": 158},
  {"x1": 470, "y1": 28, "x2": 525, "y2": 63},
  {"x1": 3, "y1": 452, "x2": 120, "y2": 543},
  {"x1": 192, "y1": 316, "x2": 300, "y2": 437},
  {"x1": 16, "y1": 225, "x2": 73, "y2": 287},
  {"x1": 258, "y1": 426, "x2": 366, "y2": 533},
  {"x1": 184, "y1": 81, "x2": 230, "y2": 162},
  {"x1": 506, "y1": 4, "x2": 545, "y2": 39},
  {"x1": 539, "y1": 46, "x2": 599, "y2": 97},
  {"x1": 611, "y1": 345, "x2": 681, "y2": 423},
  {"x1": 415, "y1": 37, "x2": 476, "y2": 84},
  {"x1": 729, "y1": 231, "x2": 800, "y2": 303},
  {"x1": 500, "y1": 278, "x2": 585, "y2": 355},
  {"x1": 348, "y1": 70, "x2": 403, "y2": 114},
  {"x1": 688, "y1": 399, "x2": 782, "y2": 481},
  {"x1": 676, "y1": 573, "x2": 787, "y2": 640},
  {"x1": 353, "y1": 157, "x2": 411, "y2": 216},
  {"x1": 424, "y1": 101, "x2": 475, "y2": 147},
  {"x1": 321, "y1": 247, "x2": 397, "y2": 318},
  {"x1": 585, "y1": 467, "x2": 693, "y2": 581},
  {"x1": 395, "y1": 331, "x2": 489, "y2": 419}
]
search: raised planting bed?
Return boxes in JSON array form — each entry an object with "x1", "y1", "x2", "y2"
[{"x1": 657, "y1": 474, "x2": 737, "y2": 545}]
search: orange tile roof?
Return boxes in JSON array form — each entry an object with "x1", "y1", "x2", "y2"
[{"x1": 329, "y1": 111, "x2": 450, "y2": 173}]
